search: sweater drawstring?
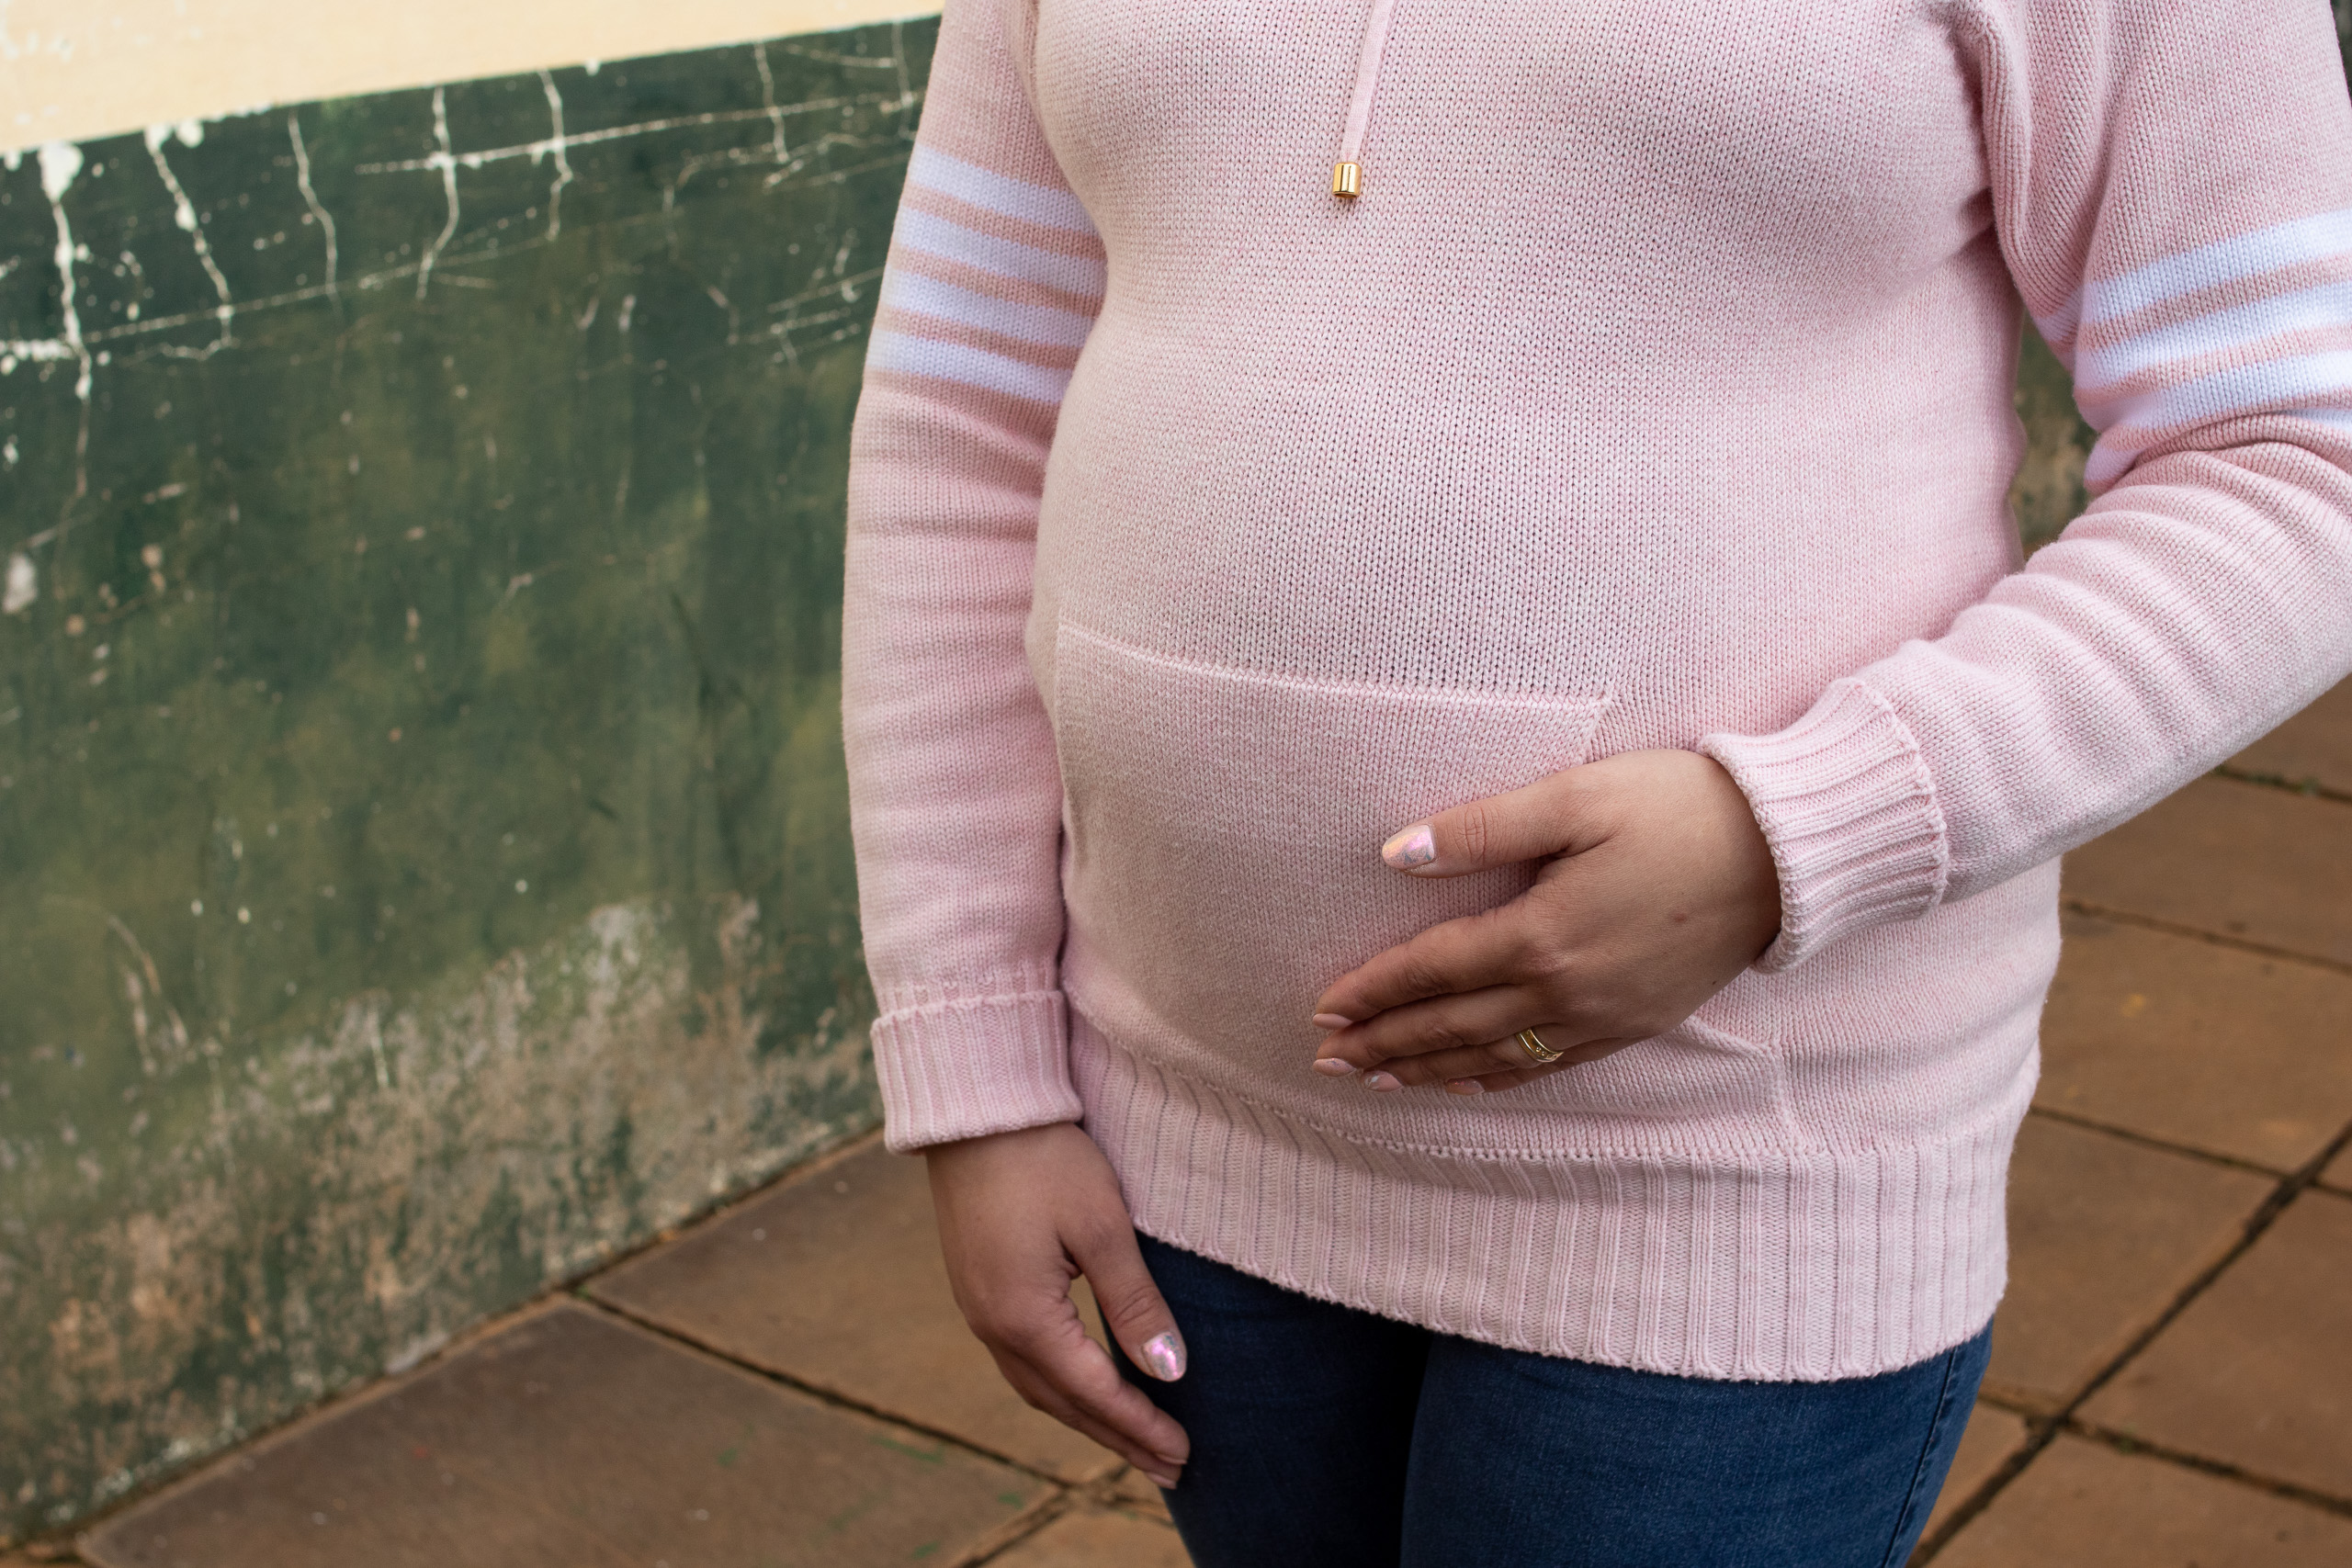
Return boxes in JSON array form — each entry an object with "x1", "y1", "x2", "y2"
[{"x1": 1332, "y1": 0, "x2": 1401, "y2": 199}]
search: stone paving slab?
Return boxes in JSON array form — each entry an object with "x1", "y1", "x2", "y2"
[
  {"x1": 79, "y1": 1302, "x2": 1046, "y2": 1568},
  {"x1": 986, "y1": 1507, "x2": 1189, "y2": 1568},
  {"x1": 2080, "y1": 1188, "x2": 2352, "y2": 1502},
  {"x1": 590, "y1": 1139, "x2": 1121, "y2": 1484},
  {"x1": 1988, "y1": 1118, "x2": 2270, "y2": 1408},
  {"x1": 2233, "y1": 677, "x2": 2352, "y2": 796},
  {"x1": 2037, "y1": 912, "x2": 2352, "y2": 1169},
  {"x1": 1933, "y1": 1434, "x2": 2352, "y2": 1566},
  {"x1": 1920, "y1": 1404, "x2": 2030, "y2": 1542},
  {"x1": 2063, "y1": 777, "x2": 2352, "y2": 966}
]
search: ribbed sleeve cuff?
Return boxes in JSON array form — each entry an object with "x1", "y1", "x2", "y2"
[
  {"x1": 1697, "y1": 680, "x2": 1951, "y2": 974},
  {"x1": 869, "y1": 988, "x2": 1082, "y2": 1153}
]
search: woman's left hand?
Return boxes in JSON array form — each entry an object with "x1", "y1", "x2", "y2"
[{"x1": 1310, "y1": 750, "x2": 1783, "y2": 1095}]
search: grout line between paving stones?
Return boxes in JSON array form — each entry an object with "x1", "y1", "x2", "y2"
[
  {"x1": 2021, "y1": 1105, "x2": 2293, "y2": 1180},
  {"x1": 2061, "y1": 1416, "x2": 2352, "y2": 1518},
  {"x1": 542, "y1": 1294, "x2": 1083, "y2": 1568},
  {"x1": 2211, "y1": 763, "x2": 2352, "y2": 807},
  {"x1": 941, "y1": 1481, "x2": 1087, "y2": 1568},
  {"x1": 2061, "y1": 898, "x2": 2352, "y2": 978},
  {"x1": 1913, "y1": 1107, "x2": 2352, "y2": 1562},
  {"x1": 582, "y1": 1306, "x2": 1184, "y2": 1568},
  {"x1": 960, "y1": 1491, "x2": 1084, "y2": 1567},
  {"x1": 576, "y1": 1124, "x2": 890, "y2": 1285},
  {"x1": 573, "y1": 1292, "x2": 1097, "y2": 1493},
  {"x1": 964, "y1": 1478, "x2": 1185, "y2": 1566}
]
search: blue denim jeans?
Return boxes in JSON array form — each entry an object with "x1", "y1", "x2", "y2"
[{"x1": 1110, "y1": 1234, "x2": 1990, "y2": 1568}]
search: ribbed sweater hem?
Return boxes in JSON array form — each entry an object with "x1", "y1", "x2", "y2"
[{"x1": 1071, "y1": 1015, "x2": 2019, "y2": 1382}]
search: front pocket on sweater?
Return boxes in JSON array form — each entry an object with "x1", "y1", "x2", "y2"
[{"x1": 1048, "y1": 617, "x2": 1615, "y2": 1087}]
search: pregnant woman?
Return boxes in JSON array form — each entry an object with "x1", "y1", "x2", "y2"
[{"x1": 842, "y1": 2, "x2": 2352, "y2": 1562}]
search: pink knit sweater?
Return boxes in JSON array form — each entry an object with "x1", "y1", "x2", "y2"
[{"x1": 842, "y1": 0, "x2": 2352, "y2": 1380}]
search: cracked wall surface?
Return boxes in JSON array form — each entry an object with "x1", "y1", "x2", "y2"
[{"x1": 0, "y1": 18, "x2": 933, "y2": 1540}]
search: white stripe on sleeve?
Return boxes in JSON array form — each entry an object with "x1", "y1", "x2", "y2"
[
  {"x1": 2074, "y1": 277, "x2": 2352, "y2": 394},
  {"x1": 2103, "y1": 349, "x2": 2352, "y2": 434},
  {"x1": 881, "y1": 270, "x2": 1097, "y2": 347},
  {"x1": 2081, "y1": 208, "x2": 2352, "y2": 330},
  {"x1": 893, "y1": 208, "x2": 1108, "y2": 298},
  {"x1": 867, "y1": 331, "x2": 1076, "y2": 403},
  {"x1": 2086, "y1": 367, "x2": 2352, "y2": 487},
  {"x1": 909, "y1": 145, "x2": 1097, "y2": 235}
]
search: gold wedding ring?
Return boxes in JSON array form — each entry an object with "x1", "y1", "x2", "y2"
[{"x1": 1515, "y1": 1028, "x2": 1564, "y2": 1065}]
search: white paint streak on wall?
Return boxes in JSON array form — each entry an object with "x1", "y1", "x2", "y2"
[
  {"x1": 33, "y1": 138, "x2": 90, "y2": 522},
  {"x1": 356, "y1": 97, "x2": 875, "y2": 178},
  {"x1": 536, "y1": 70, "x2": 572, "y2": 243},
  {"x1": 414, "y1": 86, "x2": 459, "y2": 300},
  {"x1": 142, "y1": 122, "x2": 234, "y2": 349},
  {"x1": 753, "y1": 40, "x2": 789, "y2": 163},
  {"x1": 287, "y1": 108, "x2": 336, "y2": 299},
  {"x1": 33, "y1": 140, "x2": 83, "y2": 389},
  {"x1": 3, "y1": 550, "x2": 35, "y2": 613}
]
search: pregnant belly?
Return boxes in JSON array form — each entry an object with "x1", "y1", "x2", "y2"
[{"x1": 1047, "y1": 614, "x2": 1614, "y2": 1092}]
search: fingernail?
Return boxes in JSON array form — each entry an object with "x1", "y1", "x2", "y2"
[
  {"x1": 1381, "y1": 823, "x2": 1437, "y2": 870},
  {"x1": 1362, "y1": 1070, "x2": 1401, "y2": 1092},
  {"x1": 1445, "y1": 1078, "x2": 1485, "y2": 1095},
  {"x1": 1312, "y1": 1011, "x2": 1352, "y2": 1031},
  {"x1": 1312, "y1": 1056, "x2": 1358, "y2": 1077},
  {"x1": 1146, "y1": 1470, "x2": 1181, "y2": 1490},
  {"x1": 1139, "y1": 1330, "x2": 1186, "y2": 1381},
  {"x1": 1154, "y1": 1450, "x2": 1187, "y2": 1468}
]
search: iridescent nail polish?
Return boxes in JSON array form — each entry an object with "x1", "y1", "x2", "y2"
[
  {"x1": 1139, "y1": 1330, "x2": 1186, "y2": 1381},
  {"x1": 1313, "y1": 1056, "x2": 1358, "y2": 1077},
  {"x1": 1381, "y1": 823, "x2": 1437, "y2": 869},
  {"x1": 1363, "y1": 1071, "x2": 1401, "y2": 1092}
]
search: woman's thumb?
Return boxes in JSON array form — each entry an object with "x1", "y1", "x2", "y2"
[
  {"x1": 1381, "y1": 772, "x2": 1587, "y2": 876},
  {"x1": 1073, "y1": 1225, "x2": 1186, "y2": 1382}
]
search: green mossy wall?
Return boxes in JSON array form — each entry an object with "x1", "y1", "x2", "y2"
[{"x1": 0, "y1": 20, "x2": 933, "y2": 1539}]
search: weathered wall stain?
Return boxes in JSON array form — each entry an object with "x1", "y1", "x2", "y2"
[
  {"x1": 0, "y1": 20, "x2": 934, "y2": 1539},
  {"x1": 20, "y1": 895, "x2": 872, "y2": 1524}
]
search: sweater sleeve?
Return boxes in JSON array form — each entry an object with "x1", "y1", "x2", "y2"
[
  {"x1": 842, "y1": 0, "x2": 1105, "y2": 1150},
  {"x1": 1701, "y1": 0, "x2": 2352, "y2": 972}
]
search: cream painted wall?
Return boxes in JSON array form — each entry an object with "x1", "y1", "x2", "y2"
[{"x1": 0, "y1": 0, "x2": 940, "y2": 152}]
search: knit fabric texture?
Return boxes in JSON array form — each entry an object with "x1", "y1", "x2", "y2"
[{"x1": 842, "y1": 0, "x2": 2352, "y2": 1380}]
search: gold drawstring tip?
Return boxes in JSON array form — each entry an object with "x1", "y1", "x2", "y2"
[{"x1": 1331, "y1": 161, "x2": 1362, "y2": 199}]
